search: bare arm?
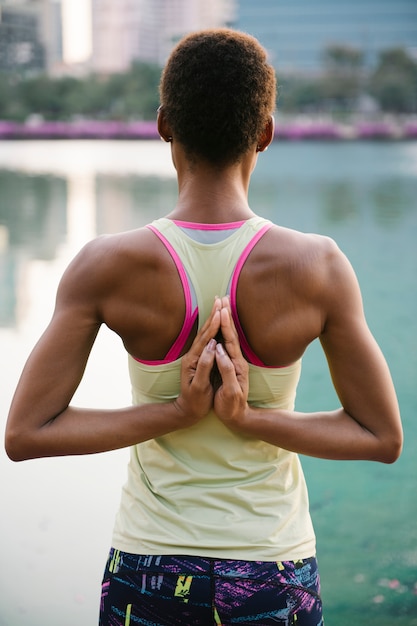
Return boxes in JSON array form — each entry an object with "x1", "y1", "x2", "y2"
[
  {"x1": 5, "y1": 241, "x2": 220, "y2": 461},
  {"x1": 214, "y1": 246, "x2": 403, "y2": 463}
]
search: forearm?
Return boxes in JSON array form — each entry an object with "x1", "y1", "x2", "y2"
[
  {"x1": 6, "y1": 297, "x2": 222, "y2": 462},
  {"x1": 239, "y1": 405, "x2": 400, "y2": 463},
  {"x1": 5, "y1": 401, "x2": 184, "y2": 461}
]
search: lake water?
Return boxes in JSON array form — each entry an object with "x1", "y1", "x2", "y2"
[{"x1": 0, "y1": 139, "x2": 416, "y2": 625}]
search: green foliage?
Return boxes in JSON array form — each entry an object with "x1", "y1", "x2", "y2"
[
  {"x1": 63, "y1": 75, "x2": 109, "y2": 118},
  {"x1": 278, "y1": 76, "x2": 323, "y2": 113},
  {"x1": 370, "y1": 48, "x2": 417, "y2": 113},
  {"x1": 320, "y1": 44, "x2": 364, "y2": 109},
  {"x1": 1, "y1": 47, "x2": 416, "y2": 121},
  {"x1": 1, "y1": 61, "x2": 161, "y2": 121},
  {"x1": 322, "y1": 44, "x2": 364, "y2": 71},
  {"x1": 0, "y1": 73, "x2": 13, "y2": 117},
  {"x1": 104, "y1": 62, "x2": 161, "y2": 119},
  {"x1": 17, "y1": 74, "x2": 81, "y2": 119},
  {"x1": 279, "y1": 45, "x2": 417, "y2": 114}
]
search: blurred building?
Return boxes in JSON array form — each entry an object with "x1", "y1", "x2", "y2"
[
  {"x1": 236, "y1": 0, "x2": 417, "y2": 74},
  {"x1": 1, "y1": 0, "x2": 236, "y2": 76},
  {"x1": 90, "y1": 0, "x2": 141, "y2": 74},
  {"x1": 90, "y1": 0, "x2": 236, "y2": 73},
  {"x1": 3, "y1": 0, "x2": 415, "y2": 78},
  {"x1": 0, "y1": 0, "x2": 62, "y2": 73},
  {"x1": 136, "y1": 0, "x2": 236, "y2": 66}
]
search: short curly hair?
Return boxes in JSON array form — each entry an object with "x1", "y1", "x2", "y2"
[{"x1": 159, "y1": 29, "x2": 276, "y2": 166}]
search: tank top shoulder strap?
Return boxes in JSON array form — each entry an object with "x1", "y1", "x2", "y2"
[
  {"x1": 228, "y1": 221, "x2": 274, "y2": 366},
  {"x1": 148, "y1": 218, "x2": 272, "y2": 323},
  {"x1": 146, "y1": 216, "x2": 273, "y2": 365},
  {"x1": 145, "y1": 221, "x2": 198, "y2": 363}
]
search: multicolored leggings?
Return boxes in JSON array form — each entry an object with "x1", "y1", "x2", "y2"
[{"x1": 100, "y1": 549, "x2": 323, "y2": 625}]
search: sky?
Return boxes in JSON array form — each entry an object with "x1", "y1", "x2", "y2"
[{"x1": 61, "y1": 0, "x2": 92, "y2": 64}]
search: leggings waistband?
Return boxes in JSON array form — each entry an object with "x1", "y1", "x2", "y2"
[
  {"x1": 106, "y1": 549, "x2": 320, "y2": 593},
  {"x1": 101, "y1": 550, "x2": 323, "y2": 625}
]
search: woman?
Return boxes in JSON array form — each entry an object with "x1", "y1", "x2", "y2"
[{"x1": 6, "y1": 29, "x2": 402, "y2": 625}]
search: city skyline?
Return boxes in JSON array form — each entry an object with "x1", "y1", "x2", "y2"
[
  {"x1": 60, "y1": 0, "x2": 236, "y2": 73},
  {"x1": 61, "y1": 0, "x2": 92, "y2": 64},
  {"x1": 0, "y1": 0, "x2": 415, "y2": 76}
]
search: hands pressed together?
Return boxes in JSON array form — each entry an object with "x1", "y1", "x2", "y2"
[
  {"x1": 174, "y1": 297, "x2": 249, "y2": 430},
  {"x1": 6, "y1": 291, "x2": 401, "y2": 463}
]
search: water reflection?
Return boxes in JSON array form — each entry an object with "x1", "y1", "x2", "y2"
[
  {"x1": 96, "y1": 174, "x2": 177, "y2": 233},
  {"x1": 0, "y1": 171, "x2": 67, "y2": 327},
  {"x1": 0, "y1": 140, "x2": 178, "y2": 330},
  {"x1": 66, "y1": 173, "x2": 96, "y2": 248},
  {"x1": 0, "y1": 170, "x2": 66, "y2": 254},
  {"x1": 0, "y1": 140, "x2": 416, "y2": 332},
  {"x1": 321, "y1": 181, "x2": 358, "y2": 224},
  {"x1": 320, "y1": 176, "x2": 415, "y2": 228},
  {"x1": 371, "y1": 178, "x2": 414, "y2": 227},
  {"x1": 0, "y1": 139, "x2": 416, "y2": 625}
]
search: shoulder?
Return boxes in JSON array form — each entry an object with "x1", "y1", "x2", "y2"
[
  {"x1": 267, "y1": 224, "x2": 340, "y2": 258},
  {"x1": 277, "y1": 229, "x2": 365, "y2": 330},
  {"x1": 66, "y1": 226, "x2": 159, "y2": 272},
  {"x1": 56, "y1": 227, "x2": 159, "y2": 302},
  {"x1": 263, "y1": 225, "x2": 362, "y2": 317},
  {"x1": 73, "y1": 226, "x2": 157, "y2": 262},
  {"x1": 262, "y1": 224, "x2": 349, "y2": 283}
]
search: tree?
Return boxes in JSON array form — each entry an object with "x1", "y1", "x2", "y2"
[
  {"x1": 278, "y1": 76, "x2": 322, "y2": 113},
  {"x1": 320, "y1": 44, "x2": 364, "y2": 111},
  {"x1": 0, "y1": 73, "x2": 13, "y2": 118},
  {"x1": 370, "y1": 48, "x2": 417, "y2": 113},
  {"x1": 107, "y1": 62, "x2": 161, "y2": 119},
  {"x1": 17, "y1": 75, "x2": 81, "y2": 119},
  {"x1": 2, "y1": 61, "x2": 162, "y2": 121}
]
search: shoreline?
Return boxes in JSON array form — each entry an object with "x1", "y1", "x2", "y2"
[{"x1": 1, "y1": 117, "x2": 417, "y2": 141}]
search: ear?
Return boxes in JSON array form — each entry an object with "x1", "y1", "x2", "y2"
[
  {"x1": 256, "y1": 116, "x2": 275, "y2": 152},
  {"x1": 157, "y1": 105, "x2": 173, "y2": 143}
]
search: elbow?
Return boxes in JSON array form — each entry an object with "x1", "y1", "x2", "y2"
[
  {"x1": 4, "y1": 428, "x2": 33, "y2": 462},
  {"x1": 5, "y1": 444, "x2": 25, "y2": 463},
  {"x1": 377, "y1": 432, "x2": 403, "y2": 465},
  {"x1": 5, "y1": 439, "x2": 25, "y2": 463}
]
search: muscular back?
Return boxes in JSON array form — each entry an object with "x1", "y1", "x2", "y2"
[
  {"x1": 62, "y1": 223, "x2": 340, "y2": 368},
  {"x1": 6, "y1": 214, "x2": 402, "y2": 465}
]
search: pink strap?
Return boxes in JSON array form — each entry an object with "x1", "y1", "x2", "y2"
[
  {"x1": 132, "y1": 225, "x2": 197, "y2": 364},
  {"x1": 172, "y1": 219, "x2": 246, "y2": 230},
  {"x1": 136, "y1": 221, "x2": 283, "y2": 368},
  {"x1": 230, "y1": 224, "x2": 273, "y2": 367}
]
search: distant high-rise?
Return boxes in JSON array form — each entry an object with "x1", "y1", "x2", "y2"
[
  {"x1": 137, "y1": 0, "x2": 236, "y2": 66},
  {"x1": 90, "y1": 0, "x2": 141, "y2": 74},
  {"x1": 90, "y1": 0, "x2": 237, "y2": 74},
  {"x1": 0, "y1": 0, "x2": 61, "y2": 73},
  {"x1": 236, "y1": 0, "x2": 417, "y2": 74}
]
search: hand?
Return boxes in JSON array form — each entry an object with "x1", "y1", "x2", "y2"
[
  {"x1": 173, "y1": 298, "x2": 221, "y2": 426},
  {"x1": 213, "y1": 299, "x2": 249, "y2": 428}
]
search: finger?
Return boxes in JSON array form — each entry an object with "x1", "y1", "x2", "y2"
[
  {"x1": 215, "y1": 342, "x2": 238, "y2": 386},
  {"x1": 188, "y1": 298, "x2": 222, "y2": 357},
  {"x1": 219, "y1": 306, "x2": 242, "y2": 359},
  {"x1": 191, "y1": 338, "x2": 217, "y2": 388},
  {"x1": 220, "y1": 295, "x2": 231, "y2": 311}
]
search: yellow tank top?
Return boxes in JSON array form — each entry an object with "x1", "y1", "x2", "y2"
[{"x1": 111, "y1": 216, "x2": 316, "y2": 560}]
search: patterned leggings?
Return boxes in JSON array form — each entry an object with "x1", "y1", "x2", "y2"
[{"x1": 100, "y1": 549, "x2": 324, "y2": 625}]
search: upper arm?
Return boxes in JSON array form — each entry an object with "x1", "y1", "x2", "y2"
[
  {"x1": 318, "y1": 240, "x2": 402, "y2": 453},
  {"x1": 7, "y1": 239, "x2": 105, "y2": 431}
]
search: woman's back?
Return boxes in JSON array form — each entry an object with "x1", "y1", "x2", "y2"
[
  {"x1": 111, "y1": 215, "x2": 316, "y2": 561},
  {"x1": 82, "y1": 215, "x2": 335, "y2": 368}
]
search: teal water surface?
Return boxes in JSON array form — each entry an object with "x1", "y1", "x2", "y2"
[{"x1": 0, "y1": 140, "x2": 416, "y2": 625}]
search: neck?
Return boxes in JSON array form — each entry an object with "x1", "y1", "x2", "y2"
[{"x1": 166, "y1": 147, "x2": 258, "y2": 223}]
